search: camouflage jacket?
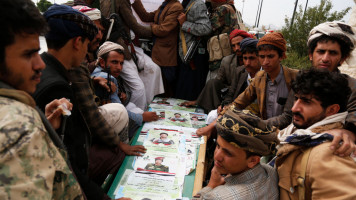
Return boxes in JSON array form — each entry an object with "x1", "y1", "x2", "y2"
[
  {"x1": 209, "y1": 1, "x2": 238, "y2": 36},
  {"x1": 144, "y1": 163, "x2": 169, "y2": 172},
  {"x1": 0, "y1": 82, "x2": 83, "y2": 200}
]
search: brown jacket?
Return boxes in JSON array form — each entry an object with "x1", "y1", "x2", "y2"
[
  {"x1": 225, "y1": 66, "x2": 298, "y2": 119},
  {"x1": 133, "y1": 0, "x2": 183, "y2": 66},
  {"x1": 276, "y1": 123, "x2": 356, "y2": 200}
]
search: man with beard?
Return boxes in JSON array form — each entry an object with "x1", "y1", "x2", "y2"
[
  {"x1": 92, "y1": 41, "x2": 159, "y2": 138},
  {"x1": 197, "y1": 110, "x2": 279, "y2": 200},
  {"x1": 182, "y1": 29, "x2": 253, "y2": 112},
  {"x1": 277, "y1": 21, "x2": 356, "y2": 156},
  {"x1": 276, "y1": 68, "x2": 356, "y2": 199},
  {"x1": 0, "y1": 0, "x2": 83, "y2": 199}
]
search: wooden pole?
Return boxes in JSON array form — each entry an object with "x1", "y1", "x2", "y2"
[{"x1": 192, "y1": 136, "x2": 207, "y2": 196}]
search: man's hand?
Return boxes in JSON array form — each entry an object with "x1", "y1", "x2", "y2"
[
  {"x1": 45, "y1": 98, "x2": 73, "y2": 130},
  {"x1": 326, "y1": 128, "x2": 356, "y2": 157},
  {"x1": 177, "y1": 13, "x2": 187, "y2": 26},
  {"x1": 180, "y1": 100, "x2": 196, "y2": 107},
  {"x1": 207, "y1": 166, "x2": 225, "y2": 189},
  {"x1": 92, "y1": 76, "x2": 117, "y2": 94},
  {"x1": 119, "y1": 142, "x2": 147, "y2": 156},
  {"x1": 196, "y1": 120, "x2": 216, "y2": 138},
  {"x1": 142, "y1": 112, "x2": 159, "y2": 122}
]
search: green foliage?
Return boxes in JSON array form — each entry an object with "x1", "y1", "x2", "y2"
[
  {"x1": 36, "y1": 0, "x2": 53, "y2": 12},
  {"x1": 282, "y1": 0, "x2": 351, "y2": 58},
  {"x1": 281, "y1": 51, "x2": 311, "y2": 70}
]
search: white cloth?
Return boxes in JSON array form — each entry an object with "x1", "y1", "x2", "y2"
[
  {"x1": 121, "y1": 58, "x2": 147, "y2": 110},
  {"x1": 98, "y1": 103, "x2": 129, "y2": 143},
  {"x1": 278, "y1": 112, "x2": 348, "y2": 143},
  {"x1": 340, "y1": 3, "x2": 356, "y2": 79},
  {"x1": 126, "y1": 102, "x2": 144, "y2": 114},
  {"x1": 135, "y1": 45, "x2": 164, "y2": 103},
  {"x1": 207, "y1": 109, "x2": 218, "y2": 124}
]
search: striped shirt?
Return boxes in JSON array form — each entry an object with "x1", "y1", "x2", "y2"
[{"x1": 199, "y1": 163, "x2": 279, "y2": 200}]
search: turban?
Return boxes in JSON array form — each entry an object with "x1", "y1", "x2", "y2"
[
  {"x1": 240, "y1": 38, "x2": 258, "y2": 53},
  {"x1": 216, "y1": 108, "x2": 279, "y2": 156},
  {"x1": 72, "y1": 5, "x2": 101, "y2": 21},
  {"x1": 44, "y1": 4, "x2": 98, "y2": 41},
  {"x1": 257, "y1": 32, "x2": 287, "y2": 58},
  {"x1": 229, "y1": 29, "x2": 253, "y2": 41},
  {"x1": 307, "y1": 21, "x2": 356, "y2": 51},
  {"x1": 97, "y1": 41, "x2": 125, "y2": 58}
]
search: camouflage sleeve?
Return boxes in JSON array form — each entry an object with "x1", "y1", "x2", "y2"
[
  {"x1": 0, "y1": 99, "x2": 83, "y2": 199},
  {"x1": 210, "y1": 6, "x2": 226, "y2": 33}
]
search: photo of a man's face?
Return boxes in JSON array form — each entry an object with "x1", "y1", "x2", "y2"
[
  {"x1": 160, "y1": 133, "x2": 168, "y2": 140},
  {"x1": 155, "y1": 158, "x2": 163, "y2": 166}
]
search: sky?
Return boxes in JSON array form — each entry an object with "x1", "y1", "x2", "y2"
[
  {"x1": 33, "y1": 0, "x2": 355, "y2": 30},
  {"x1": 234, "y1": 0, "x2": 355, "y2": 30}
]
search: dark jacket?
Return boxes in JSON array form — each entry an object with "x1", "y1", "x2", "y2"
[
  {"x1": 33, "y1": 52, "x2": 106, "y2": 200},
  {"x1": 222, "y1": 65, "x2": 249, "y2": 105}
]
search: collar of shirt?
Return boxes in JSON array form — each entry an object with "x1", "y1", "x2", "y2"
[
  {"x1": 267, "y1": 65, "x2": 284, "y2": 85},
  {"x1": 224, "y1": 164, "x2": 264, "y2": 184},
  {"x1": 246, "y1": 67, "x2": 262, "y2": 86}
]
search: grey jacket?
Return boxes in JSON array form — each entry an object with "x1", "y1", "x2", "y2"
[{"x1": 178, "y1": 0, "x2": 212, "y2": 61}]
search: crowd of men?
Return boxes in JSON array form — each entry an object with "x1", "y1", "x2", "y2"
[{"x1": 0, "y1": 0, "x2": 356, "y2": 200}]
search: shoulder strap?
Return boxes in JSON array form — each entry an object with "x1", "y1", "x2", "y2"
[
  {"x1": 297, "y1": 148, "x2": 312, "y2": 200},
  {"x1": 181, "y1": 1, "x2": 196, "y2": 56}
]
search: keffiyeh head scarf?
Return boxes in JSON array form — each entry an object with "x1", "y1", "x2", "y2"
[
  {"x1": 97, "y1": 41, "x2": 124, "y2": 58},
  {"x1": 307, "y1": 21, "x2": 356, "y2": 51},
  {"x1": 73, "y1": 5, "x2": 101, "y2": 21}
]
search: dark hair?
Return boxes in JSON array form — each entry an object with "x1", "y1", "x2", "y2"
[
  {"x1": 0, "y1": 0, "x2": 47, "y2": 65},
  {"x1": 242, "y1": 46, "x2": 258, "y2": 55},
  {"x1": 245, "y1": 150, "x2": 261, "y2": 158},
  {"x1": 308, "y1": 35, "x2": 352, "y2": 60},
  {"x1": 174, "y1": 113, "x2": 181, "y2": 116},
  {"x1": 160, "y1": 132, "x2": 168, "y2": 136},
  {"x1": 292, "y1": 68, "x2": 351, "y2": 112},
  {"x1": 257, "y1": 44, "x2": 283, "y2": 58},
  {"x1": 46, "y1": 36, "x2": 89, "y2": 51}
]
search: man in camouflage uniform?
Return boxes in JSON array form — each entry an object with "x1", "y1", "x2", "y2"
[
  {"x1": 144, "y1": 157, "x2": 169, "y2": 172},
  {"x1": 0, "y1": 0, "x2": 83, "y2": 199},
  {"x1": 207, "y1": 0, "x2": 239, "y2": 79}
]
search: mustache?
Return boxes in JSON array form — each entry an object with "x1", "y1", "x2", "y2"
[
  {"x1": 292, "y1": 112, "x2": 304, "y2": 120},
  {"x1": 30, "y1": 70, "x2": 42, "y2": 80}
]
